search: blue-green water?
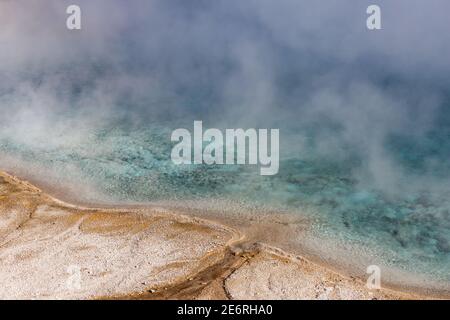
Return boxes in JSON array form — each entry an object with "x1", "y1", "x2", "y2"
[
  {"x1": 1, "y1": 119, "x2": 449, "y2": 285},
  {"x1": 1, "y1": 0, "x2": 450, "y2": 291}
]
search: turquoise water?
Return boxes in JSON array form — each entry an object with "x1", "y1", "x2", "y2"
[
  {"x1": 1, "y1": 118, "x2": 449, "y2": 284},
  {"x1": 1, "y1": 0, "x2": 450, "y2": 290}
]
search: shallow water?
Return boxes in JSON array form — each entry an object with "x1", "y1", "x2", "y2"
[{"x1": 1, "y1": 119, "x2": 449, "y2": 285}]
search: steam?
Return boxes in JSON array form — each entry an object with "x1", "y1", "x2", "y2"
[{"x1": 1, "y1": 0, "x2": 450, "y2": 200}]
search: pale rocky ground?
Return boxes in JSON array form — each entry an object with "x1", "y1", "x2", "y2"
[
  {"x1": 0, "y1": 172, "x2": 236, "y2": 299},
  {"x1": 0, "y1": 171, "x2": 428, "y2": 300},
  {"x1": 224, "y1": 249, "x2": 408, "y2": 300}
]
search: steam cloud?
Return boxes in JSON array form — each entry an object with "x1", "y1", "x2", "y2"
[{"x1": 1, "y1": 0, "x2": 450, "y2": 199}]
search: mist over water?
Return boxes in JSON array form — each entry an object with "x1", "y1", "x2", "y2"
[{"x1": 1, "y1": 1, "x2": 449, "y2": 284}]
